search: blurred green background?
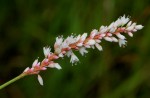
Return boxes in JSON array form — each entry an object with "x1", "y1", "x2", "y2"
[{"x1": 0, "y1": 0, "x2": 150, "y2": 98}]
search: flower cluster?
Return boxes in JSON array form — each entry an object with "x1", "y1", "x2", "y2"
[{"x1": 23, "y1": 15, "x2": 143, "y2": 85}]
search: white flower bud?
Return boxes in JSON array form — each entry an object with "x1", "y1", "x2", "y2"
[
  {"x1": 95, "y1": 39, "x2": 101, "y2": 43},
  {"x1": 81, "y1": 33, "x2": 87, "y2": 41},
  {"x1": 32, "y1": 59, "x2": 38, "y2": 67},
  {"x1": 54, "y1": 63, "x2": 62, "y2": 70},
  {"x1": 111, "y1": 37, "x2": 118, "y2": 42},
  {"x1": 108, "y1": 22, "x2": 114, "y2": 29},
  {"x1": 23, "y1": 67, "x2": 30, "y2": 72},
  {"x1": 109, "y1": 27, "x2": 116, "y2": 33},
  {"x1": 55, "y1": 36, "x2": 63, "y2": 46},
  {"x1": 99, "y1": 26, "x2": 108, "y2": 33},
  {"x1": 135, "y1": 25, "x2": 144, "y2": 30},
  {"x1": 104, "y1": 37, "x2": 113, "y2": 42},
  {"x1": 116, "y1": 33, "x2": 126, "y2": 39},
  {"x1": 126, "y1": 26, "x2": 134, "y2": 31},
  {"x1": 128, "y1": 32, "x2": 133, "y2": 37},
  {"x1": 38, "y1": 75, "x2": 43, "y2": 86},
  {"x1": 43, "y1": 47, "x2": 51, "y2": 57},
  {"x1": 127, "y1": 21, "x2": 132, "y2": 27},
  {"x1": 95, "y1": 43, "x2": 103, "y2": 51},
  {"x1": 48, "y1": 63, "x2": 62, "y2": 70},
  {"x1": 90, "y1": 29, "x2": 98, "y2": 38},
  {"x1": 76, "y1": 35, "x2": 81, "y2": 41},
  {"x1": 86, "y1": 39, "x2": 96, "y2": 45},
  {"x1": 100, "y1": 33, "x2": 106, "y2": 37}
]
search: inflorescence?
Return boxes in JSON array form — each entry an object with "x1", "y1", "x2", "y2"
[{"x1": 23, "y1": 15, "x2": 143, "y2": 85}]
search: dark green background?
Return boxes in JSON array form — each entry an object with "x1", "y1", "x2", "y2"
[{"x1": 0, "y1": 0, "x2": 150, "y2": 98}]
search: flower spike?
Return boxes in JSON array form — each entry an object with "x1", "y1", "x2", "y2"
[{"x1": 22, "y1": 15, "x2": 143, "y2": 85}]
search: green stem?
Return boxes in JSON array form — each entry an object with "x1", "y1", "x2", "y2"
[{"x1": 0, "y1": 73, "x2": 27, "y2": 90}]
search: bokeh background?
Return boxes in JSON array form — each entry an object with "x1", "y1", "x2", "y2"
[{"x1": 0, "y1": 0, "x2": 150, "y2": 98}]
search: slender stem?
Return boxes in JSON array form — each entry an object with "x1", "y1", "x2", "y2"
[{"x1": 0, "y1": 73, "x2": 27, "y2": 90}]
